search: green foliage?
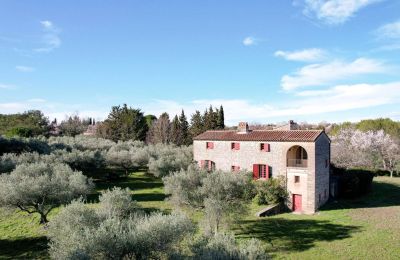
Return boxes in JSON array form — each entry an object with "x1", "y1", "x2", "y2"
[
  {"x1": 0, "y1": 162, "x2": 94, "y2": 224},
  {"x1": 147, "y1": 144, "x2": 193, "y2": 177},
  {"x1": 191, "y1": 233, "x2": 267, "y2": 260},
  {"x1": 356, "y1": 118, "x2": 400, "y2": 139},
  {"x1": 99, "y1": 104, "x2": 148, "y2": 141},
  {"x1": 97, "y1": 187, "x2": 139, "y2": 219},
  {"x1": 47, "y1": 192, "x2": 194, "y2": 260},
  {"x1": 59, "y1": 115, "x2": 90, "y2": 137},
  {"x1": 5, "y1": 127, "x2": 34, "y2": 138},
  {"x1": 330, "y1": 118, "x2": 400, "y2": 139},
  {"x1": 0, "y1": 110, "x2": 49, "y2": 137},
  {"x1": 179, "y1": 109, "x2": 192, "y2": 145},
  {"x1": 164, "y1": 166, "x2": 253, "y2": 234},
  {"x1": 190, "y1": 110, "x2": 204, "y2": 137},
  {"x1": 253, "y1": 177, "x2": 288, "y2": 205}
]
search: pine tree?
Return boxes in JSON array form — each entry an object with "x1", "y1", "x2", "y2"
[
  {"x1": 190, "y1": 110, "x2": 204, "y2": 138},
  {"x1": 170, "y1": 115, "x2": 182, "y2": 145},
  {"x1": 179, "y1": 110, "x2": 191, "y2": 145},
  {"x1": 217, "y1": 105, "x2": 225, "y2": 129}
]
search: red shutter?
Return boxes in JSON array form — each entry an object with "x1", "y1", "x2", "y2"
[
  {"x1": 253, "y1": 164, "x2": 259, "y2": 179},
  {"x1": 265, "y1": 143, "x2": 270, "y2": 152},
  {"x1": 265, "y1": 165, "x2": 270, "y2": 179},
  {"x1": 200, "y1": 160, "x2": 205, "y2": 168}
]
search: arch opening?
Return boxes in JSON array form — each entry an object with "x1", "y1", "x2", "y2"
[{"x1": 287, "y1": 145, "x2": 308, "y2": 168}]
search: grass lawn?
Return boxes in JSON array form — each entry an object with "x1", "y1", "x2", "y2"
[{"x1": 0, "y1": 174, "x2": 400, "y2": 259}]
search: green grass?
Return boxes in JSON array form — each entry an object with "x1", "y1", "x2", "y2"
[
  {"x1": 235, "y1": 177, "x2": 400, "y2": 259},
  {"x1": 1, "y1": 175, "x2": 400, "y2": 259}
]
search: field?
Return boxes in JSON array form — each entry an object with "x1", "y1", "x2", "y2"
[{"x1": 0, "y1": 174, "x2": 399, "y2": 259}]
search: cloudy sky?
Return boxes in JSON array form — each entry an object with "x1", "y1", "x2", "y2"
[{"x1": 1, "y1": 0, "x2": 400, "y2": 125}]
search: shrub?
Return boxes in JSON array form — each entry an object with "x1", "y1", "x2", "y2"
[
  {"x1": 48, "y1": 191, "x2": 194, "y2": 260},
  {"x1": 191, "y1": 233, "x2": 267, "y2": 260},
  {"x1": 253, "y1": 177, "x2": 288, "y2": 205},
  {"x1": 331, "y1": 166, "x2": 374, "y2": 198},
  {"x1": 97, "y1": 187, "x2": 139, "y2": 219}
]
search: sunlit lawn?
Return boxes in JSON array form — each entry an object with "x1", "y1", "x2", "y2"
[{"x1": 1, "y1": 175, "x2": 400, "y2": 259}]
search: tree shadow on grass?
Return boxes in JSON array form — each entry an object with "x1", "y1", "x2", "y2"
[
  {"x1": 235, "y1": 218, "x2": 361, "y2": 253},
  {"x1": 0, "y1": 237, "x2": 48, "y2": 259},
  {"x1": 322, "y1": 180, "x2": 400, "y2": 211}
]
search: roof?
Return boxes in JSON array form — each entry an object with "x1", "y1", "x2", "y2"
[{"x1": 193, "y1": 130, "x2": 325, "y2": 142}]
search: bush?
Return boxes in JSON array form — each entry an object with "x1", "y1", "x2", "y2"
[
  {"x1": 191, "y1": 233, "x2": 267, "y2": 260},
  {"x1": 48, "y1": 190, "x2": 194, "y2": 260},
  {"x1": 5, "y1": 127, "x2": 33, "y2": 138},
  {"x1": 331, "y1": 166, "x2": 374, "y2": 198},
  {"x1": 253, "y1": 177, "x2": 288, "y2": 205}
]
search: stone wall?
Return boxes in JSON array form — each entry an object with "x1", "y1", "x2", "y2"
[{"x1": 193, "y1": 133, "x2": 330, "y2": 214}]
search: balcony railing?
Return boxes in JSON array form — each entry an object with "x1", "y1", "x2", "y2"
[{"x1": 287, "y1": 159, "x2": 308, "y2": 168}]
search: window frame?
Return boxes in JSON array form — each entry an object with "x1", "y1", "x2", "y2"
[
  {"x1": 294, "y1": 175, "x2": 300, "y2": 183},
  {"x1": 206, "y1": 142, "x2": 214, "y2": 150}
]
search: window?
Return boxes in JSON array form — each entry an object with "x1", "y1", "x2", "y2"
[
  {"x1": 253, "y1": 164, "x2": 269, "y2": 179},
  {"x1": 294, "y1": 175, "x2": 300, "y2": 183},
  {"x1": 231, "y1": 142, "x2": 240, "y2": 150},
  {"x1": 200, "y1": 160, "x2": 215, "y2": 171},
  {"x1": 325, "y1": 159, "x2": 329, "y2": 168},
  {"x1": 206, "y1": 142, "x2": 214, "y2": 149},
  {"x1": 324, "y1": 189, "x2": 328, "y2": 199},
  {"x1": 231, "y1": 165, "x2": 240, "y2": 172},
  {"x1": 260, "y1": 143, "x2": 270, "y2": 152}
]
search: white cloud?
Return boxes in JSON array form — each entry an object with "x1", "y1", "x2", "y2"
[
  {"x1": 0, "y1": 83, "x2": 15, "y2": 89},
  {"x1": 243, "y1": 37, "x2": 257, "y2": 46},
  {"x1": 376, "y1": 20, "x2": 400, "y2": 39},
  {"x1": 281, "y1": 58, "x2": 386, "y2": 91},
  {"x1": 40, "y1": 20, "x2": 53, "y2": 29},
  {"x1": 139, "y1": 82, "x2": 400, "y2": 124},
  {"x1": 34, "y1": 20, "x2": 61, "y2": 53},
  {"x1": 16, "y1": 66, "x2": 35, "y2": 72},
  {"x1": 274, "y1": 48, "x2": 326, "y2": 62},
  {"x1": 302, "y1": 0, "x2": 381, "y2": 25}
]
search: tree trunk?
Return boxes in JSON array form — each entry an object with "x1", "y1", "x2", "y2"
[
  {"x1": 40, "y1": 213, "x2": 48, "y2": 224},
  {"x1": 390, "y1": 170, "x2": 393, "y2": 178}
]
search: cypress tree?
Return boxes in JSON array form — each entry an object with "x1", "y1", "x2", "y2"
[
  {"x1": 170, "y1": 115, "x2": 182, "y2": 145},
  {"x1": 217, "y1": 105, "x2": 225, "y2": 129},
  {"x1": 179, "y1": 110, "x2": 191, "y2": 145}
]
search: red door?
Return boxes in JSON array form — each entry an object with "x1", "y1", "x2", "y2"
[{"x1": 293, "y1": 194, "x2": 302, "y2": 212}]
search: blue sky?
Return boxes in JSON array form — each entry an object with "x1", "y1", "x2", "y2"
[{"x1": 1, "y1": 0, "x2": 400, "y2": 125}]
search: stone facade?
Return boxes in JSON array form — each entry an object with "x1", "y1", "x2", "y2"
[{"x1": 193, "y1": 127, "x2": 331, "y2": 214}]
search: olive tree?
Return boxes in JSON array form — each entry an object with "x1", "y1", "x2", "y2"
[
  {"x1": 0, "y1": 162, "x2": 94, "y2": 224},
  {"x1": 164, "y1": 166, "x2": 253, "y2": 234},
  {"x1": 48, "y1": 188, "x2": 194, "y2": 260},
  {"x1": 147, "y1": 144, "x2": 193, "y2": 177}
]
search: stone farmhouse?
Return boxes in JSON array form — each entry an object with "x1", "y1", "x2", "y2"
[{"x1": 193, "y1": 121, "x2": 330, "y2": 214}]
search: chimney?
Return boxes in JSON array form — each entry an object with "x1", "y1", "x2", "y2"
[
  {"x1": 274, "y1": 120, "x2": 299, "y2": 131},
  {"x1": 238, "y1": 122, "x2": 249, "y2": 133}
]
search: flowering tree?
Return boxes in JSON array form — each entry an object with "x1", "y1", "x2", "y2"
[{"x1": 332, "y1": 128, "x2": 400, "y2": 177}]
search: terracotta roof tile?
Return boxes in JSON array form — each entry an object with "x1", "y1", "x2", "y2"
[{"x1": 193, "y1": 130, "x2": 324, "y2": 142}]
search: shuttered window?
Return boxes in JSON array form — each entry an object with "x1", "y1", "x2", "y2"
[
  {"x1": 253, "y1": 164, "x2": 269, "y2": 179},
  {"x1": 206, "y1": 142, "x2": 214, "y2": 149},
  {"x1": 231, "y1": 142, "x2": 240, "y2": 150},
  {"x1": 231, "y1": 165, "x2": 240, "y2": 172},
  {"x1": 260, "y1": 143, "x2": 270, "y2": 152}
]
